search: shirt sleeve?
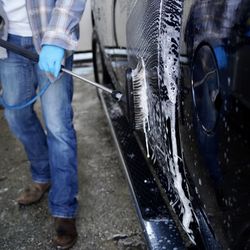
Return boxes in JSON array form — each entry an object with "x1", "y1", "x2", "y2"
[{"x1": 41, "y1": 0, "x2": 86, "y2": 51}]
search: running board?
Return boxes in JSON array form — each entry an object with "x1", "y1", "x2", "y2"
[{"x1": 99, "y1": 89, "x2": 185, "y2": 250}]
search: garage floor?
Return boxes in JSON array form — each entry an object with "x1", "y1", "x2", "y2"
[{"x1": 0, "y1": 65, "x2": 146, "y2": 250}]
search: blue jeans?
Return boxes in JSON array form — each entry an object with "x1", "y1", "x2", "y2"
[{"x1": 0, "y1": 34, "x2": 78, "y2": 218}]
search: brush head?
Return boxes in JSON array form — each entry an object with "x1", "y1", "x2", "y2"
[{"x1": 126, "y1": 58, "x2": 149, "y2": 131}]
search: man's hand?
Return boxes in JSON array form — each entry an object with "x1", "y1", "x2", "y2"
[{"x1": 39, "y1": 45, "x2": 65, "y2": 78}]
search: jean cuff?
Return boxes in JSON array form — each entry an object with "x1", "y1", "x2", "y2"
[
  {"x1": 51, "y1": 213, "x2": 76, "y2": 219},
  {"x1": 32, "y1": 177, "x2": 51, "y2": 184}
]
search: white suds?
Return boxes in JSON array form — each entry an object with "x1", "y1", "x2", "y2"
[{"x1": 158, "y1": 0, "x2": 195, "y2": 243}]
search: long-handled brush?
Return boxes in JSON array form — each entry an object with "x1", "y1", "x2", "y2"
[
  {"x1": 0, "y1": 39, "x2": 148, "y2": 135},
  {"x1": 0, "y1": 38, "x2": 123, "y2": 106}
]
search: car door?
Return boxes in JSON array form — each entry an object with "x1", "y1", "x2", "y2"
[
  {"x1": 115, "y1": 0, "x2": 166, "y2": 161},
  {"x1": 111, "y1": 0, "x2": 165, "y2": 165}
]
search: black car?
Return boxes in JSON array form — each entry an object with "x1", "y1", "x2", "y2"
[{"x1": 91, "y1": 1, "x2": 250, "y2": 249}]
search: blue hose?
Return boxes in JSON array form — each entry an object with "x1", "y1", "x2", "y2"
[{"x1": 0, "y1": 81, "x2": 51, "y2": 110}]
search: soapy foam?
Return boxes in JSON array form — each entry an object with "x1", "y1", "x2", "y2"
[{"x1": 158, "y1": 0, "x2": 195, "y2": 243}]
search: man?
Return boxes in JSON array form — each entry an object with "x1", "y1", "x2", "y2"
[{"x1": 0, "y1": 1, "x2": 86, "y2": 249}]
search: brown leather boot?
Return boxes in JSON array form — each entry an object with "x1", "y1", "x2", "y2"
[
  {"x1": 53, "y1": 217, "x2": 77, "y2": 249},
  {"x1": 16, "y1": 182, "x2": 50, "y2": 205}
]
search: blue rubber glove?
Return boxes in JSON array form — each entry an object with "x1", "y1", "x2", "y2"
[{"x1": 38, "y1": 45, "x2": 65, "y2": 78}]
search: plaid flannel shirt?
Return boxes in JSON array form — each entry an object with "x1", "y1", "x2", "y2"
[
  {"x1": 27, "y1": 0, "x2": 86, "y2": 53},
  {"x1": 0, "y1": 0, "x2": 86, "y2": 56}
]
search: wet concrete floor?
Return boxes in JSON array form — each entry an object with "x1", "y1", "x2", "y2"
[{"x1": 0, "y1": 66, "x2": 146, "y2": 250}]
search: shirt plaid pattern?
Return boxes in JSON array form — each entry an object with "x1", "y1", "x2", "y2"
[{"x1": 26, "y1": 0, "x2": 86, "y2": 53}]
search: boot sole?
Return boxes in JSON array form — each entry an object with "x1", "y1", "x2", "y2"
[{"x1": 53, "y1": 235, "x2": 77, "y2": 250}]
